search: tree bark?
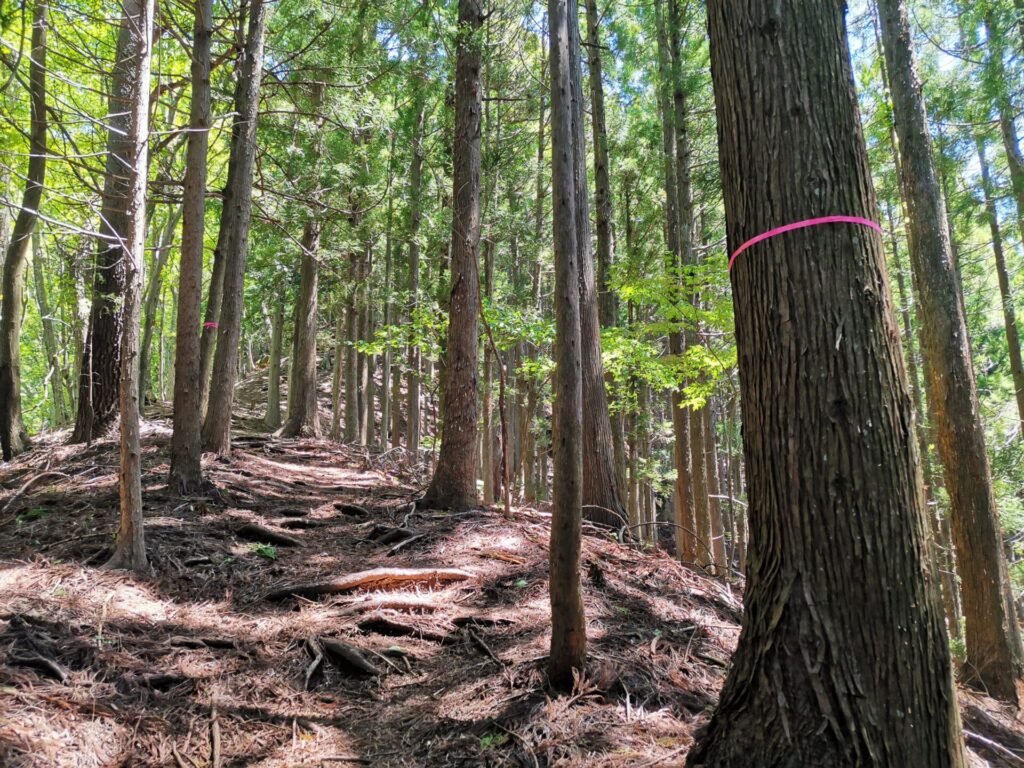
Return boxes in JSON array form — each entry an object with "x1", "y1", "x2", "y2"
[
  {"x1": 282, "y1": 218, "x2": 323, "y2": 437},
  {"x1": 201, "y1": 0, "x2": 268, "y2": 456},
  {"x1": 168, "y1": 0, "x2": 213, "y2": 492},
  {"x1": 420, "y1": 0, "x2": 482, "y2": 512},
  {"x1": 0, "y1": 0, "x2": 46, "y2": 458},
  {"x1": 104, "y1": 0, "x2": 154, "y2": 573},
  {"x1": 690, "y1": 1, "x2": 966, "y2": 764},
  {"x1": 877, "y1": 0, "x2": 1024, "y2": 706},
  {"x1": 547, "y1": 0, "x2": 586, "y2": 691}
]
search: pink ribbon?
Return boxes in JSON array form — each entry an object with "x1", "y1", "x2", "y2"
[
  {"x1": 203, "y1": 322, "x2": 219, "y2": 329},
  {"x1": 728, "y1": 215, "x2": 883, "y2": 271}
]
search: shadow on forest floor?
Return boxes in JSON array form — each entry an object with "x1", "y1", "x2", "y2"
[{"x1": 0, "y1": 402, "x2": 1020, "y2": 766}]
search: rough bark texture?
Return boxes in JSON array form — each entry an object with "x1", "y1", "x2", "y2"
[
  {"x1": 690, "y1": 1, "x2": 965, "y2": 765},
  {"x1": 877, "y1": 0, "x2": 1024, "y2": 706},
  {"x1": 547, "y1": 0, "x2": 586, "y2": 690},
  {"x1": 282, "y1": 218, "x2": 323, "y2": 437},
  {"x1": 104, "y1": 0, "x2": 153, "y2": 574},
  {"x1": 420, "y1": 0, "x2": 482, "y2": 512},
  {"x1": 0, "y1": 0, "x2": 45, "y2": 458},
  {"x1": 169, "y1": 0, "x2": 213, "y2": 492},
  {"x1": 201, "y1": 0, "x2": 268, "y2": 456}
]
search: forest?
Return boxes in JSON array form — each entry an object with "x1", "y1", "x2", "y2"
[{"x1": 0, "y1": 0, "x2": 1023, "y2": 764}]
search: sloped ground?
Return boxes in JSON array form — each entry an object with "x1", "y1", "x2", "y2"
[
  {"x1": 2, "y1": 423, "x2": 1023, "y2": 767},
  {"x1": 0, "y1": 423, "x2": 740, "y2": 767}
]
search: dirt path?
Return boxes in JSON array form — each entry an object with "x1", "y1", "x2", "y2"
[{"x1": 0, "y1": 425, "x2": 739, "y2": 767}]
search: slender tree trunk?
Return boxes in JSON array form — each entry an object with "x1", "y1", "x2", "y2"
[
  {"x1": 547, "y1": 0, "x2": 587, "y2": 691},
  {"x1": 977, "y1": 134, "x2": 1024, "y2": 434},
  {"x1": 31, "y1": 232, "x2": 66, "y2": 425},
  {"x1": 344, "y1": 275, "x2": 360, "y2": 442},
  {"x1": 877, "y1": 0, "x2": 1024, "y2": 706},
  {"x1": 358, "y1": 246, "x2": 374, "y2": 445},
  {"x1": 655, "y1": 0, "x2": 696, "y2": 563},
  {"x1": 104, "y1": 0, "x2": 154, "y2": 573},
  {"x1": 265, "y1": 297, "x2": 284, "y2": 429},
  {"x1": 201, "y1": 0, "x2": 268, "y2": 456},
  {"x1": 702, "y1": 405, "x2": 726, "y2": 574},
  {"x1": 420, "y1": 0, "x2": 482, "y2": 512},
  {"x1": 0, "y1": 0, "x2": 46, "y2": 458},
  {"x1": 282, "y1": 217, "x2": 323, "y2": 437},
  {"x1": 168, "y1": 0, "x2": 213, "y2": 491},
  {"x1": 140, "y1": 205, "x2": 182, "y2": 403},
  {"x1": 689, "y1": 1, "x2": 966, "y2": 763},
  {"x1": 571, "y1": 0, "x2": 624, "y2": 528},
  {"x1": 380, "y1": 202, "x2": 394, "y2": 452},
  {"x1": 406, "y1": 89, "x2": 427, "y2": 458}
]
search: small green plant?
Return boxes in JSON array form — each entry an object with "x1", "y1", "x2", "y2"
[
  {"x1": 479, "y1": 732, "x2": 508, "y2": 750},
  {"x1": 514, "y1": 579, "x2": 528, "y2": 589},
  {"x1": 16, "y1": 507, "x2": 48, "y2": 525},
  {"x1": 250, "y1": 543, "x2": 277, "y2": 560}
]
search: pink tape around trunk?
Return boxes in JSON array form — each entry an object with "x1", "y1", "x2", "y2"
[
  {"x1": 728, "y1": 215, "x2": 883, "y2": 271},
  {"x1": 203, "y1": 322, "x2": 219, "y2": 329}
]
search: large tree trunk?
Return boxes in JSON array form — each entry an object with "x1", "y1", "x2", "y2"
[
  {"x1": 0, "y1": 0, "x2": 46, "y2": 458},
  {"x1": 689, "y1": 1, "x2": 965, "y2": 764},
  {"x1": 168, "y1": 0, "x2": 213, "y2": 492},
  {"x1": 420, "y1": 0, "x2": 482, "y2": 512},
  {"x1": 104, "y1": 0, "x2": 154, "y2": 573},
  {"x1": 201, "y1": 0, "x2": 268, "y2": 456},
  {"x1": 547, "y1": 0, "x2": 586, "y2": 691},
  {"x1": 877, "y1": 0, "x2": 1024, "y2": 706}
]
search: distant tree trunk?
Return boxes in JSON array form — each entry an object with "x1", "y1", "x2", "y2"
[
  {"x1": 655, "y1": 0, "x2": 696, "y2": 563},
  {"x1": 0, "y1": 0, "x2": 46, "y2": 458},
  {"x1": 330, "y1": 307, "x2": 344, "y2": 440},
  {"x1": 406, "y1": 90, "x2": 427, "y2": 458},
  {"x1": 977, "y1": 135, "x2": 1024, "y2": 433},
  {"x1": 380, "y1": 201, "x2": 394, "y2": 452},
  {"x1": 201, "y1": 0, "x2": 268, "y2": 456},
  {"x1": 168, "y1": 0, "x2": 213, "y2": 492},
  {"x1": 265, "y1": 297, "x2": 284, "y2": 429},
  {"x1": 689, "y1": 0, "x2": 966, "y2": 764},
  {"x1": 104, "y1": 0, "x2": 154, "y2": 573},
  {"x1": 344, "y1": 270, "x2": 360, "y2": 443},
  {"x1": 702, "y1": 405, "x2": 726, "y2": 574},
  {"x1": 358, "y1": 247, "x2": 375, "y2": 446},
  {"x1": 547, "y1": 0, "x2": 586, "y2": 691},
  {"x1": 878, "y1": 0, "x2": 1024, "y2": 706},
  {"x1": 282, "y1": 217, "x2": 323, "y2": 437},
  {"x1": 420, "y1": 0, "x2": 482, "y2": 512},
  {"x1": 31, "y1": 232, "x2": 67, "y2": 425},
  {"x1": 572, "y1": 0, "x2": 624, "y2": 528},
  {"x1": 140, "y1": 204, "x2": 182, "y2": 402}
]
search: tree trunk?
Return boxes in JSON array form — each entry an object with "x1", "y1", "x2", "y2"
[
  {"x1": 420, "y1": 0, "x2": 482, "y2": 512},
  {"x1": 0, "y1": 0, "x2": 46, "y2": 458},
  {"x1": 168, "y1": 0, "x2": 213, "y2": 491},
  {"x1": 344, "y1": 269, "x2": 360, "y2": 443},
  {"x1": 265, "y1": 297, "x2": 284, "y2": 429},
  {"x1": 977, "y1": 134, "x2": 1024, "y2": 434},
  {"x1": 140, "y1": 204, "x2": 182, "y2": 403},
  {"x1": 31, "y1": 231, "x2": 67, "y2": 425},
  {"x1": 547, "y1": 0, "x2": 586, "y2": 691},
  {"x1": 281, "y1": 218, "x2": 323, "y2": 437},
  {"x1": 104, "y1": 0, "x2": 154, "y2": 574},
  {"x1": 689, "y1": 1, "x2": 966, "y2": 764},
  {"x1": 877, "y1": 0, "x2": 1024, "y2": 706},
  {"x1": 201, "y1": 0, "x2": 268, "y2": 456},
  {"x1": 702, "y1": 405, "x2": 726, "y2": 574},
  {"x1": 572, "y1": 0, "x2": 624, "y2": 528},
  {"x1": 405, "y1": 88, "x2": 427, "y2": 458}
]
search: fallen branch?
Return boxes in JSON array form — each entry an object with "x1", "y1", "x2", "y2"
[
  {"x1": 304, "y1": 637, "x2": 325, "y2": 690},
  {"x1": 266, "y1": 567, "x2": 473, "y2": 601},
  {"x1": 237, "y1": 523, "x2": 302, "y2": 548},
  {"x1": 966, "y1": 730, "x2": 1024, "y2": 768},
  {"x1": 210, "y1": 702, "x2": 221, "y2": 768},
  {"x1": 465, "y1": 627, "x2": 503, "y2": 665},
  {"x1": 320, "y1": 638, "x2": 382, "y2": 676},
  {"x1": 358, "y1": 613, "x2": 454, "y2": 644},
  {"x1": 388, "y1": 533, "x2": 426, "y2": 555},
  {"x1": 0, "y1": 471, "x2": 69, "y2": 518}
]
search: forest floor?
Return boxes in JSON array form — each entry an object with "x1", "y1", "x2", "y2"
[{"x1": 1, "y1": 408, "x2": 1023, "y2": 765}]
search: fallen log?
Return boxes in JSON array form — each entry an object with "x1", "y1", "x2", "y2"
[
  {"x1": 237, "y1": 523, "x2": 302, "y2": 548},
  {"x1": 320, "y1": 638, "x2": 382, "y2": 675},
  {"x1": 266, "y1": 567, "x2": 473, "y2": 601}
]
